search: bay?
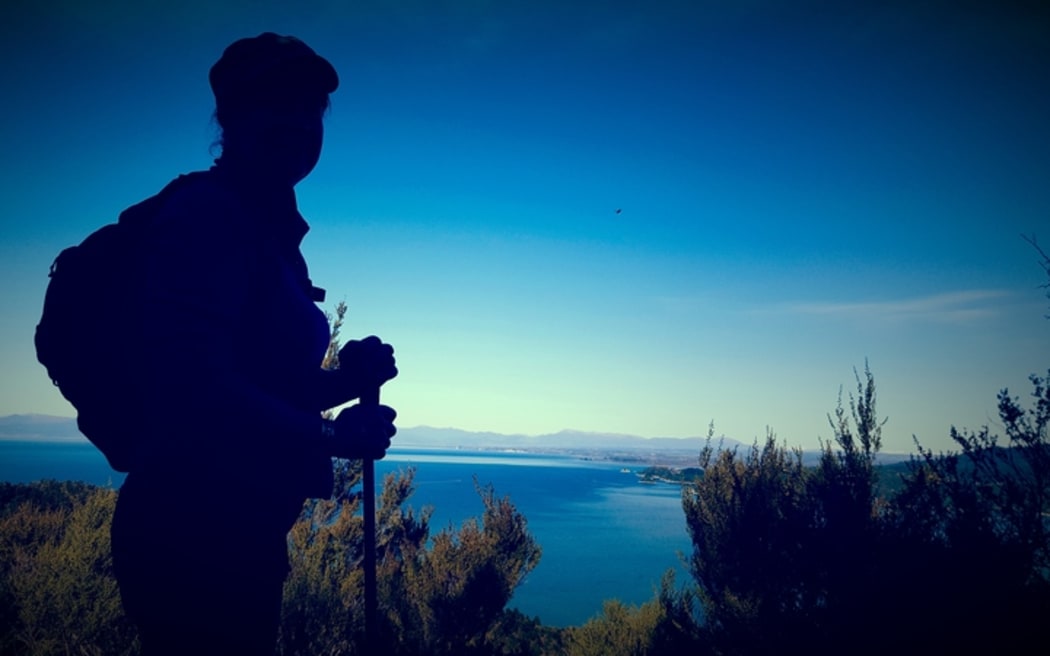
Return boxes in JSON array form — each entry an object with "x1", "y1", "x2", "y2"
[{"x1": 0, "y1": 442, "x2": 693, "y2": 626}]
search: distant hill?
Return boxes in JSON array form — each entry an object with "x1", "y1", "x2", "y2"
[
  {"x1": 392, "y1": 426, "x2": 749, "y2": 467},
  {"x1": 0, "y1": 414, "x2": 84, "y2": 442},
  {"x1": 0, "y1": 414, "x2": 912, "y2": 466},
  {"x1": 0, "y1": 414, "x2": 726, "y2": 451},
  {"x1": 393, "y1": 425, "x2": 743, "y2": 452}
]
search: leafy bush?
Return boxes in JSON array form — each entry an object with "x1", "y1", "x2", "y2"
[
  {"x1": 281, "y1": 463, "x2": 543, "y2": 655},
  {"x1": 565, "y1": 571, "x2": 704, "y2": 656},
  {"x1": 0, "y1": 482, "x2": 136, "y2": 656},
  {"x1": 0, "y1": 468, "x2": 544, "y2": 656},
  {"x1": 678, "y1": 367, "x2": 1050, "y2": 655}
]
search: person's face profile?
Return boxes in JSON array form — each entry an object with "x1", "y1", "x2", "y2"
[{"x1": 235, "y1": 95, "x2": 326, "y2": 186}]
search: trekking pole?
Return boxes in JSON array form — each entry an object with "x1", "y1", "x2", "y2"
[{"x1": 360, "y1": 386, "x2": 380, "y2": 653}]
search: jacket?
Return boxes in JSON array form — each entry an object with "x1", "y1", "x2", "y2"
[{"x1": 133, "y1": 164, "x2": 335, "y2": 518}]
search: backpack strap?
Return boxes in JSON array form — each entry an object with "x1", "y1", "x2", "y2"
[{"x1": 118, "y1": 172, "x2": 209, "y2": 227}]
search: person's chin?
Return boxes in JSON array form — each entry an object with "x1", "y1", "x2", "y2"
[{"x1": 290, "y1": 162, "x2": 318, "y2": 187}]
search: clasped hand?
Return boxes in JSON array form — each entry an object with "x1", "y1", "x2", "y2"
[
  {"x1": 337, "y1": 335, "x2": 398, "y2": 395},
  {"x1": 327, "y1": 335, "x2": 398, "y2": 460},
  {"x1": 329, "y1": 402, "x2": 397, "y2": 460}
]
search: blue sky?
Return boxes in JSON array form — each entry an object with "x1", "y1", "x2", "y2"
[{"x1": 2, "y1": 0, "x2": 1048, "y2": 453}]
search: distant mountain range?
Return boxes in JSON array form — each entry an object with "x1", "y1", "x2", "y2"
[
  {"x1": 390, "y1": 425, "x2": 743, "y2": 452},
  {"x1": 0, "y1": 414, "x2": 729, "y2": 451},
  {"x1": 0, "y1": 414, "x2": 86, "y2": 442},
  {"x1": 0, "y1": 414, "x2": 912, "y2": 466}
]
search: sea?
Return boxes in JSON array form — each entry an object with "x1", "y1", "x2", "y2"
[{"x1": 0, "y1": 441, "x2": 693, "y2": 627}]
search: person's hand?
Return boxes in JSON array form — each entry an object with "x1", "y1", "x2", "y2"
[
  {"x1": 325, "y1": 403, "x2": 397, "y2": 460},
  {"x1": 337, "y1": 336, "x2": 397, "y2": 396}
]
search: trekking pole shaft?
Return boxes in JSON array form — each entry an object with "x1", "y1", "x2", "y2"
[{"x1": 360, "y1": 387, "x2": 380, "y2": 652}]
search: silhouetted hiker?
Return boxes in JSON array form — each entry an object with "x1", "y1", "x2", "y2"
[{"x1": 108, "y1": 33, "x2": 398, "y2": 655}]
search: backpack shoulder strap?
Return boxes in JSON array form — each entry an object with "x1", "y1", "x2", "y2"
[{"x1": 118, "y1": 172, "x2": 211, "y2": 227}]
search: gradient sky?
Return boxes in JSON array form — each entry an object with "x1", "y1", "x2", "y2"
[{"x1": 2, "y1": 0, "x2": 1048, "y2": 453}]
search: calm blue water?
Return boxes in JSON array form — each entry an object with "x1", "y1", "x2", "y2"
[{"x1": 0, "y1": 442, "x2": 692, "y2": 626}]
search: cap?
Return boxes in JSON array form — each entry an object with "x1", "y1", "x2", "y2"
[{"x1": 209, "y1": 33, "x2": 338, "y2": 105}]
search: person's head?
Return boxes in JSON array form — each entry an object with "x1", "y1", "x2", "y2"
[{"x1": 210, "y1": 33, "x2": 338, "y2": 186}]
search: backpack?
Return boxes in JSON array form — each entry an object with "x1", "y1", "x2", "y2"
[{"x1": 35, "y1": 174, "x2": 199, "y2": 472}]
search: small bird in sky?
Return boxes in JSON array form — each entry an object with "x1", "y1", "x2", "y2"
[{"x1": 615, "y1": 208, "x2": 622, "y2": 215}]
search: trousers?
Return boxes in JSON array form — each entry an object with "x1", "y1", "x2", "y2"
[{"x1": 111, "y1": 472, "x2": 293, "y2": 656}]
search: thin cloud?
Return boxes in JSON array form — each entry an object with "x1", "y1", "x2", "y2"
[{"x1": 778, "y1": 290, "x2": 1014, "y2": 323}]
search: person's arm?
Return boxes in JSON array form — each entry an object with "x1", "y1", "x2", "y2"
[
  {"x1": 311, "y1": 336, "x2": 398, "y2": 412},
  {"x1": 313, "y1": 368, "x2": 359, "y2": 411}
]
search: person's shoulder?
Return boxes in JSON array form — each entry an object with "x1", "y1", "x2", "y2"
[
  {"x1": 138, "y1": 171, "x2": 259, "y2": 268},
  {"x1": 159, "y1": 170, "x2": 240, "y2": 219},
  {"x1": 145, "y1": 169, "x2": 251, "y2": 241}
]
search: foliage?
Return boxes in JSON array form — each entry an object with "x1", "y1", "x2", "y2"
[
  {"x1": 886, "y1": 371, "x2": 1050, "y2": 653},
  {"x1": 1023, "y1": 233, "x2": 1050, "y2": 316},
  {"x1": 683, "y1": 424, "x2": 812, "y2": 652},
  {"x1": 281, "y1": 464, "x2": 544, "y2": 655},
  {"x1": 0, "y1": 479, "x2": 98, "y2": 516},
  {"x1": 565, "y1": 599, "x2": 663, "y2": 656},
  {"x1": 386, "y1": 478, "x2": 542, "y2": 655},
  {"x1": 280, "y1": 459, "x2": 370, "y2": 655},
  {"x1": 637, "y1": 466, "x2": 702, "y2": 483},
  {"x1": 481, "y1": 609, "x2": 565, "y2": 656},
  {"x1": 565, "y1": 571, "x2": 704, "y2": 656},
  {"x1": 679, "y1": 366, "x2": 1050, "y2": 655},
  {"x1": 0, "y1": 481, "x2": 136, "y2": 656},
  {"x1": 0, "y1": 470, "x2": 545, "y2": 656},
  {"x1": 321, "y1": 299, "x2": 347, "y2": 372}
]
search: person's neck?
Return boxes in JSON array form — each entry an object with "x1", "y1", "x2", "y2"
[{"x1": 213, "y1": 152, "x2": 297, "y2": 191}]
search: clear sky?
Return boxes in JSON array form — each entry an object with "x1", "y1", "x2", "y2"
[{"x1": 2, "y1": 0, "x2": 1048, "y2": 453}]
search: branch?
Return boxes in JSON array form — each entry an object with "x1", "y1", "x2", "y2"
[{"x1": 1023, "y1": 234, "x2": 1050, "y2": 318}]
